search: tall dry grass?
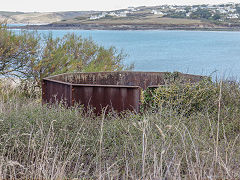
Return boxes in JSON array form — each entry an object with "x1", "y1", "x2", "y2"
[{"x1": 0, "y1": 79, "x2": 240, "y2": 179}]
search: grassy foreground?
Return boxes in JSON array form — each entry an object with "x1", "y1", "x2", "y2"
[{"x1": 0, "y1": 80, "x2": 240, "y2": 179}]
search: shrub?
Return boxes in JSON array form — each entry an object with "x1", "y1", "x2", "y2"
[
  {"x1": 0, "y1": 23, "x2": 39, "y2": 78},
  {"x1": 154, "y1": 78, "x2": 218, "y2": 115},
  {"x1": 0, "y1": 96, "x2": 239, "y2": 179},
  {"x1": 0, "y1": 23, "x2": 133, "y2": 88},
  {"x1": 142, "y1": 78, "x2": 240, "y2": 138}
]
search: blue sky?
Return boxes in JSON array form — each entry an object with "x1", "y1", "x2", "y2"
[{"x1": 1, "y1": 0, "x2": 239, "y2": 12}]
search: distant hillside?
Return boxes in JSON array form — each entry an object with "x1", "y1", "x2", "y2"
[
  {"x1": 40, "y1": 4, "x2": 240, "y2": 30},
  {"x1": 0, "y1": 11, "x2": 24, "y2": 17},
  {"x1": 5, "y1": 3, "x2": 240, "y2": 30},
  {"x1": 0, "y1": 11, "x2": 97, "y2": 24}
]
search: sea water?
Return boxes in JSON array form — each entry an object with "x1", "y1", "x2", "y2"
[{"x1": 11, "y1": 29, "x2": 240, "y2": 79}]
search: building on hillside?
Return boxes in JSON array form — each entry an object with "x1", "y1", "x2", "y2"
[
  {"x1": 109, "y1": 12, "x2": 117, "y2": 16},
  {"x1": 152, "y1": 10, "x2": 165, "y2": 15},
  {"x1": 118, "y1": 12, "x2": 127, "y2": 17},
  {"x1": 228, "y1": 13, "x2": 239, "y2": 18},
  {"x1": 89, "y1": 12, "x2": 107, "y2": 20},
  {"x1": 128, "y1": 7, "x2": 137, "y2": 11},
  {"x1": 218, "y1": 8, "x2": 227, "y2": 14},
  {"x1": 186, "y1": 12, "x2": 192, "y2": 17},
  {"x1": 176, "y1": 9, "x2": 186, "y2": 13},
  {"x1": 90, "y1": 15, "x2": 100, "y2": 20}
]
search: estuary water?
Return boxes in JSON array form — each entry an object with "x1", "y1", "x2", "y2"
[{"x1": 12, "y1": 28, "x2": 240, "y2": 79}]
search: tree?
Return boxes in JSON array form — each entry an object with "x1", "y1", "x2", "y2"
[
  {"x1": 212, "y1": 14, "x2": 221, "y2": 20},
  {"x1": 236, "y1": 6, "x2": 240, "y2": 14},
  {"x1": 190, "y1": 8, "x2": 212, "y2": 19},
  {"x1": 0, "y1": 23, "x2": 133, "y2": 87},
  {"x1": 0, "y1": 24, "x2": 39, "y2": 78}
]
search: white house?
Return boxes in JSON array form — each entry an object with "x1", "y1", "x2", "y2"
[
  {"x1": 218, "y1": 8, "x2": 227, "y2": 14},
  {"x1": 89, "y1": 12, "x2": 107, "y2": 20},
  {"x1": 186, "y1": 12, "x2": 192, "y2": 17},
  {"x1": 90, "y1": 15, "x2": 100, "y2": 20},
  {"x1": 109, "y1": 12, "x2": 117, "y2": 16},
  {"x1": 228, "y1": 13, "x2": 239, "y2": 18},
  {"x1": 152, "y1": 10, "x2": 165, "y2": 15},
  {"x1": 128, "y1": 7, "x2": 136, "y2": 11},
  {"x1": 176, "y1": 9, "x2": 186, "y2": 13},
  {"x1": 118, "y1": 12, "x2": 127, "y2": 17}
]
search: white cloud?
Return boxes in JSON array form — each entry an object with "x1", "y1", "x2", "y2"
[{"x1": 0, "y1": 0, "x2": 239, "y2": 12}]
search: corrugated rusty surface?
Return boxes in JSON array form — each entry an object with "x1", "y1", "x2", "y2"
[
  {"x1": 42, "y1": 71, "x2": 205, "y2": 113},
  {"x1": 47, "y1": 71, "x2": 204, "y2": 90},
  {"x1": 72, "y1": 85, "x2": 140, "y2": 114},
  {"x1": 42, "y1": 79, "x2": 72, "y2": 107}
]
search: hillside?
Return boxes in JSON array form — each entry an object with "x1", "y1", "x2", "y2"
[
  {"x1": 5, "y1": 3, "x2": 240, "y2": 30},
  {"x1": 50, "y1": 6, "x2": 212, "y2": 27},
  {"x1": 23, "y1": 4, "x2": 240, "y2": 30},
  {"x1": 0, "y1": 11, "x2": 97, "y2": 24}
]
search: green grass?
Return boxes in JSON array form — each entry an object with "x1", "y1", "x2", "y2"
[
  {"x1": 60, "y1": 15, "x2": 204, "y2": 26},
  {"x1": 0, "y1": 79, "x2": 240, "y2": 179},
  {"x1": 54, "y1": 7, "x2": 212, "y2": 27}
]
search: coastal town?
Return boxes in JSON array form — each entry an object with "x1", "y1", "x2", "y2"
[
  {"x1": 90, "y1": 3, "x2": 240, "y2": 21},
  {"x1": 4, "y1": 2, "x2": 240, "y2": 31}
]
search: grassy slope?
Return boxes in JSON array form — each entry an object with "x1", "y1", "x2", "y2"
[
  {"x1": 0, "y1": 80, "x2": 240, "y2": 179},
  {"x1": 0, "y1": 11, "x2": 97, "y2": 24},
  {"x1": 0, "y1": 7, "x2": 226, "y2": 28},
  {"x1": 66, "y1": 16, "x2": 204, "y2": 25},
  {"x1": 52, "y1": 7, "x2": 219, "y2": 28}
]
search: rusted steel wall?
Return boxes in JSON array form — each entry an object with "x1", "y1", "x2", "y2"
[
  {"x1": 42, "y1": 79, "x2": 140, "y2": 113},
  {"x1": 42, "y1": 79, "x2": 72, "y2": 107},
  {"x1": 72, "y1": 84, "x2": 140, "y2": 114},
  {"x1": 48, "y1": 71, "x2": 204, "y2": 90},
  {"x1": 42, "y1": 71, "x2": 205, "y2": 113}
]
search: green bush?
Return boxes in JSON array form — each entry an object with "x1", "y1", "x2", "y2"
[
  {"x1": 154, "y1": 78, "x2": 218, "y2": 115},
  {"x1": 142, "y1": 78, "x2": 240, "y2": 138},
  {"x1": 0, "y1": 23, "x2": 133, "y2": 88},
  {"x1": 143, "y1": 78, "x2": 240, "y2": 114}
]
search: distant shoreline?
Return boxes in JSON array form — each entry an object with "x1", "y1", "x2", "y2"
[{"x1": 8, "y1": 23, "x2": 240, "y2": 31}]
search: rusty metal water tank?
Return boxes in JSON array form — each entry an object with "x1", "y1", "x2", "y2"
[{"x1": 42, "y1": 71, "x2": 204, "y2": 113}]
